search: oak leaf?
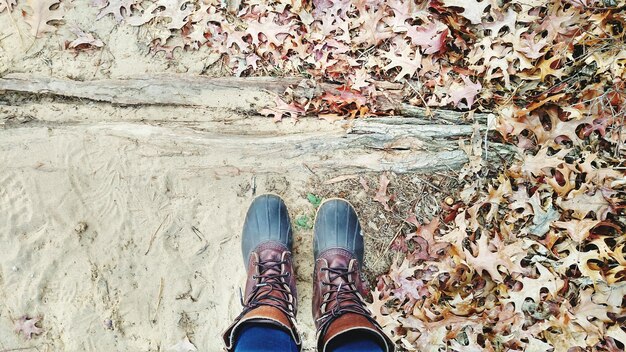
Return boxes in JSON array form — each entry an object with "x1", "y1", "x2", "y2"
[
  {"x1": 66, "y1": 27, "x2": 104, "y2": 50},
  {"x1": 385, "y1": 0, "x2": 419, "y2": 33},
  {"x1": 25, "y1": 0, "x2": 65, "y2": 38},
  {"x1": 506, "y1": 263, "x2": 564, "y2": 312},
  {"x1": 441, "y1": 0, "x2": 490, "y2": 24},
  {"x1": 517, "y1": 32, "x2": 548, "y2": 59},
  {"x1": 373, "y1": 173, "x2": 394, "y2": 211},
  {"x1": 348, "y1": 68, "x2": 371, "y2": 90},
  {"x1": 95, "y1": 0, "x2": 136, "y2": 22},
  {"x1": 0, "y1": 0, "x2": 16, "y2": 13},
  {"x1": 481, "y1": 8, "x2": 516, "y2": 37},
  {"x1": 369, "y1": 287, "x2": 398, "y2": 329},
  {"x1": 556, "y1": 244, "x2": 604, "y2": 282},
  {"x1": 448, "y1": 75, "x2": 481, "y2": 109},
  {"x1": 521, "y1": 147, "x2": 570, "y2": 178},
  {"x1": 126, "y1": 0, "x2": 193, "y2": 29},
  {"x1": 607, "y1": 325, "x2": 626, "y2": 346},
  {"x1": 15, "y1": 316, "x2": 43, "y2": 339},
  {"x1": 554, "y1": 219, "x2": 598, "y2": 243},
  {"x1": 388, "y1": 258, "x2": 427, "y2": 303},
  {"x1": 572, "y1": 288, "x2": 619, "y2": 334},
  {"x1": 528, "y1": 193, "x2": 559, "y2": 237},
  {"x1": 463, "y1": 232, "x2": 524, "y2": 283},
  {"x1": 536, "y1": 55, "x2": 565, "y2": 81},
  {"x1": 258, "y1": 96, "x2": 305, "y2": 122},
  {"x1": 523, "y1": 335, "x2": 554, "y2": 352},
  {"x1": 413, "y1": 218, "x2": 447, "y2": 259},
  {"x1": 545, "y1": 164, "x2": 575, "y2": 196},
  {"x1": 353, "y1": 5, "x2": 393, "y2": 46},
  {"x1": 245, "y1": 13, "x2": 295, "y2": 47},
  {"x1": 383, "y1": 45, "x2": 422, "y2": 82},
  {"x1": 558, "y1": 188, "x2": 609, "y2": 220},
  {"x1": 406, "y1": 21, "x2": 449, "y2": 54}
]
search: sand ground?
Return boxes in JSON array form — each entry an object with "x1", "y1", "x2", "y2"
[{"x1": 0, "y1": 117, "x2": 336, "y2": 351}]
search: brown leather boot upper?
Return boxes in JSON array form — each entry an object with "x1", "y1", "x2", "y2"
[
  {"x1": 313, "y1": 247, "x2": 394, "y2": 352},
  {"x1": 223, "y1": 241, "x2": 300, "y2": 350}
]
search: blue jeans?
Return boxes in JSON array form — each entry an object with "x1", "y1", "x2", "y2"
[{"x1": 234, "y1": 323, "x2": 384, "y2": 352}]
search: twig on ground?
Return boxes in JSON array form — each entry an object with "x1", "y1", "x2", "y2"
[
  {"x1": 151, "y1": 278, "x2": 164, "y2": 324},
  {"x1": 372, "y1": 226, "x2": 404, "y2": 267},
  {"x1": 413, "y1": 176, "x2": 442, "y2": 192},
  {"x1": 0, "y1": 348, "x2": 40, "y2": 352},
  {"x1": 405, "y1": 79, "x2": 432, "y2": 118},
  {"x1": 145, "y1": 217, "x2": 168, "y2": 255},
  {"x1": 302, "y1": 163, "x2": 318, "y2": 177},
  {"x1": 191, "y1": 226, "x2": 205, "y2": 242},
  {"x1": 0, "y1": 32, "x2": 13, "y2": 44},
  {"x1": 2, "y1": 2, "x2": 23, "y2": 48}
]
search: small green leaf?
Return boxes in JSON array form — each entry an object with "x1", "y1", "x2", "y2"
[
  {"x1": 295, "y1": 214, "x2": 313, "y2": 229},
  {"x1": 307, "y1": 193, "x2": 322, "y2": 208}
]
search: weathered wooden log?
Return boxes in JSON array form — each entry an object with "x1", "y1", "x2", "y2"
[
  {"x1": 350, "y1": 118, "x2": 475, "y2": 137},
  {"x1": 0, "y1": 75, "x2": 515, "y2": 173},
  {"x1": 0, "y1": 75, "x2": 490, "y2": 125},
  {"x1": 397, "y1": 104, "x2": 492, "y2": 124},
  {"x1": 0, "y1": 116, "x2": 515, "y2": 173},
  {"x1": 0, "y1": 74, "x2": 297, "y2": 110}
]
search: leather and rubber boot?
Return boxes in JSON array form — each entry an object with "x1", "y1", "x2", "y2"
[
  {"x1": 223, "y1": 194, "x2": 301, "y2": 351},
  {"x1": 313, "y1": 199, "x2": 395, "y2": 352}
]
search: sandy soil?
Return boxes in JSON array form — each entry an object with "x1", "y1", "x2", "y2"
[
  {"x1": 0, "y1": 1, "x2": 223, "y2": 80},
  {"x1": 0, "y1": 105, "x2": 355, "y2": 351}
]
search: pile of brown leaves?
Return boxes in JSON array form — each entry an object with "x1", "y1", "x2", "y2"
[
  {"x1": 373, "y1": 82, "x2": 625, "y2": 350},
  {"x1": 81, "y1": 0, "x2": 626, "y2": 119}
]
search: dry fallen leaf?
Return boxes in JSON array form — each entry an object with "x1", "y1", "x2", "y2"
[
  {"x1": 258, "y1": 96, "x2": 305, "y2": 122},
  {"x1": 126, "y1": 0, "x2": 193, "y2": 29},
  {"x1": 66, "y1": 27, "x2": 104, "y2": 50},
  {"x1": 167, "y1": 336, "x2": 197, "y2": 352},
  {"x1": 95, "y1": 0, "x2": 136, "y2": 22},
  {"x1": 0, "y1": 0, "x2": 17, "y2": 13},
  {"x1": 441, "y1": 0, "x2": 490, "y2": 24},
  {"x1": 373, "y1": 173, "x2": 394, "y2": 211},
  {"x1": 558, "y1": 189, "x2": 610, "y2": 220},
  {"x1": 528, "y1": 193, "x2": 559, "y2": 236},
  {"x1": 14, "y1": 316, "x2": 43, "y2": 339},
  {"x1": 323, "y1": 174, "x2": 358, "y2": 185},
  {"x1": 25, "y1": 0, "x2": 65, "y2": 38}
]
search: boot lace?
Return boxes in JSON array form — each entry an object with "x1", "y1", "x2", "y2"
[
  {"x1": 317, "y1": 265, "x2": 371, "y2": 328},
  {"x1": 239, "y1": 258, "x2": 294, "y2": 319}
]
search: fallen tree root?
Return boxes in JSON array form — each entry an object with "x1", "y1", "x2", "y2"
[
  {"x1": 0, "y1": 119, "x2": 515, "y2": 173},
  {"x1": 0, "y1": 75, "x2": 515, "y2": 173},
  {"x1": 0, "y1": 74, "x2": 491, "y2": 121}
]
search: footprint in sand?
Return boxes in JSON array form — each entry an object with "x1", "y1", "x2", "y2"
[
  {"x1": 0, "y1": 172, "x2": 35, "y2": 234},
  {"x1": 66, "y1": 138, "x2": 132, "y2": 236}
]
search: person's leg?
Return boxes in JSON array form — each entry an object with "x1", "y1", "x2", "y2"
[
  {"x1": 222, "y1": 195, "x2": 301, "y2": 351},
  {"x1": 234, "y1": 323, "x2": 298, "y2": 352},
  {"x1": 312, "y1": 199, "x2": 395, "y2": 352}
]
